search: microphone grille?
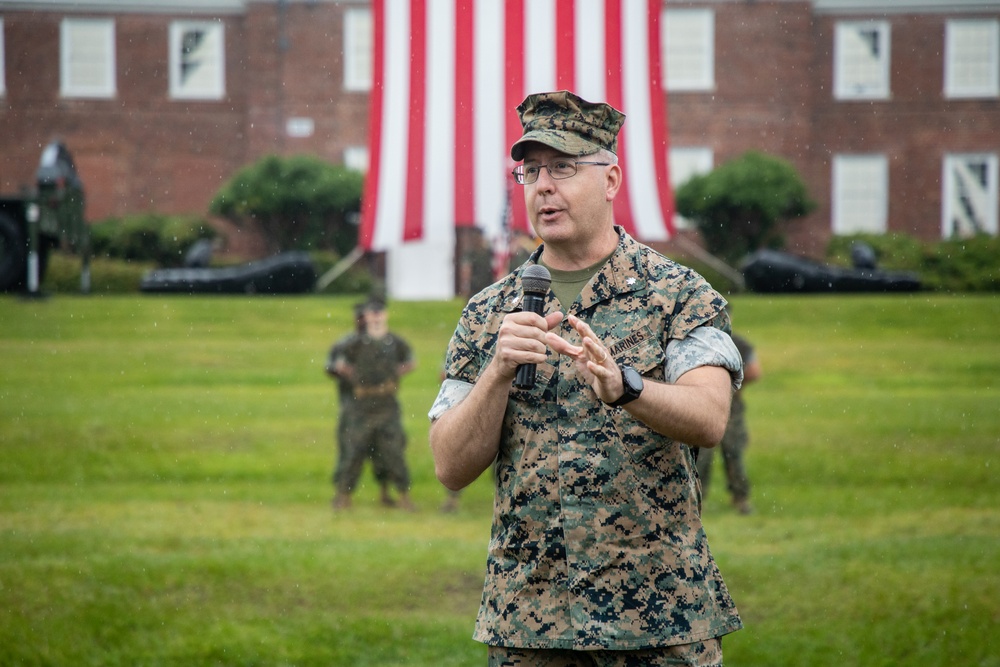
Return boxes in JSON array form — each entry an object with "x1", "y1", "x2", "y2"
[{"x1": 521, "y1": 264, "x2": 552, "y2": 294}]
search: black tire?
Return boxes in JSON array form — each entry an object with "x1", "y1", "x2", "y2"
[{"x1": 0, "y1": 211, "x2": 28, "y2": 291}]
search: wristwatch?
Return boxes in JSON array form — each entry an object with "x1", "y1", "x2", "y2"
[{"x1": 607, "y1": 365, "x2": 644, "y2": 407}]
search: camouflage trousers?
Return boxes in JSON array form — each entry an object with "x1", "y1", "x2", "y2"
[
  {"x1": 696, "y1": 401, "x2": 750, "y2": 503},
  {"x1": 487, "y1": 637, "x2": 723, "y2": 667},
  {"x1": 333, "y1": 405, "x2": 410, "y2": 492}
]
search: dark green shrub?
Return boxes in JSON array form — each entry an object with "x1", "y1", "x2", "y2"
[
  {"x1": 210, "y1": 155, "x2": 363, "y2": 255},
  {"x1": 920, "y1": 235, "x2": 1000, "y2": 292},
  {"x1": 826, "y1": 233, "x2": 926, "y2": 270},
  {"x1": 90, "y1": 213, "x2": 216, "y2": 266},
  {"x1": 827, "y1": 233, "x2": 1000, "y2": 292},
  {"x1": 675, "y1": 151, "x2": 816, "y2": 263},
  {"x1": 42, "y1": 252, "x2": 152, "y2": 293}
]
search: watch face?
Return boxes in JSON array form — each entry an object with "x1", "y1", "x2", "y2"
[
  {"x1": 608, "y1": 365, "x2": 644, "y2": 407},
  {"x1": 623, "y1": 366, "x2": 643, "y2": 394}
]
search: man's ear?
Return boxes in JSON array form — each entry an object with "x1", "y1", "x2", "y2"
[{"x1": 605, "y1": 164, "x2": 623, "y2": 201}]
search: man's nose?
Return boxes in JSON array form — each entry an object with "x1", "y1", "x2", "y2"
[{"x1": 534, "y1": 165, "x2": 557, "y2": 190}]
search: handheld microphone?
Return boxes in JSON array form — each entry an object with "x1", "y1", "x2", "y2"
[{"x1": 513, "y1": 264, "x2": 552, "y2": 389}]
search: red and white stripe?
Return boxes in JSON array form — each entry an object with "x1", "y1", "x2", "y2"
[{"x1": 360, "y1": 0, "x2": 674, "y2": 253}]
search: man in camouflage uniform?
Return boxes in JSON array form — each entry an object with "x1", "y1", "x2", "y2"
[
  {"x1": 697, "y1": 333, "x2": 762, "y2": 515},
  {"x1": 326, "y1": 303, "x2": 396, "y2": 508},
  {"x1": 329, "y1": 299, "x2": 416, "y2": 511},
  {"x1": 429, "y1": 91, "x2": 743, "y2": 666}
]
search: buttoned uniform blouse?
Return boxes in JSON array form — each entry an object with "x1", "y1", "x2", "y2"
[{"x1": 430, "y1": 229, "x2": 744, "y2": 650}]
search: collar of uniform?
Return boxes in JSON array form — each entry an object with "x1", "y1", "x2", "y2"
[
  {"x1": 510, "y1": 228, "x2": 643, "y2": 313},
  {"x1": 499, "y1": 270, "x2": 529, "y2": 313},
  {"x1": 576, "y1": 227, "x2": 646, "y2": 310}
]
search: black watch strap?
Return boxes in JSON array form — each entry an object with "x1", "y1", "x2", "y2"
[{"x1": 607, "y1": 365, "x2": 643, "y2": 407}]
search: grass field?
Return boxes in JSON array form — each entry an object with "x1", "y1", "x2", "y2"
[{"x1": 1, "y1": 293, "x2": 998, "y2": 666}]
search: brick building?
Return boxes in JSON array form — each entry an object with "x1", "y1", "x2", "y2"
[
  {"x1": 665, "y1": 0, "x2": 1000, "y2": 257},
  {"x1": 1, "y1": 0, "x2": 997, "y2": 265}
]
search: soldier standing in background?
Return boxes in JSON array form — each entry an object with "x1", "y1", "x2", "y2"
[
  {"x1": 697, "y1": 333, "x2": 762, "y2": 515},
  {"x1": 326, "y1": 303, "x2": 397, "y2": 508},
  {"x1": 327, "y1": 299, "x2": 416, "y2": 511}
]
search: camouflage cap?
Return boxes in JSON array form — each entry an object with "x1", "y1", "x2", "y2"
[{"x1": 510, "y1": 90, "x2": 625, "y2": 161}]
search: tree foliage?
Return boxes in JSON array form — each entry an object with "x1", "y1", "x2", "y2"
[
  {"x1": 674, "y1": 150, "x2": 815, "y2": 263},
  {"x1": 90, "y1": 213, "x2": 216, "y2": 266},
  {"x1": 210, "y1": 154, "x2": 363, "y2": 255}
]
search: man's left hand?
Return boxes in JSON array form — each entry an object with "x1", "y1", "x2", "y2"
[{"x1": 545, "y1": 314, "x2": 624, "y2": 404}]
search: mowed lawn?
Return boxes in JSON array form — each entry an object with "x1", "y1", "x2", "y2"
[{"x1": 1, "y1": 293, "x2": 997, "y2": 666}]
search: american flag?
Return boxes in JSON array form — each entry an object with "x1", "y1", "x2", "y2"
[{"x1": 359, "y1": 0, "x2": 675, "y2": 256}]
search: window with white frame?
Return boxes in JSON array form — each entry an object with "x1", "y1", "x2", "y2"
[
  {"x1": 344, "y1": 146, "x2": 369, "y2": 173},
  {"x1": 669, "y1": 147, "x2": 714, "y2": 230},
  {"x1": 942, "y1": 153, "x2": 999, "y2": 238},
  {"x1": 834, "y1": 21, "x2": 890, "y2": 100},
  {"x1": 60, "y1": 18, "x2": 116, "y2": 98},
  {"x1": 662, "y1": 9, "x2": 714, "y2": 92},
  {"x1": 832, "y1": 155, "x2": 888, "y2": 234},
  {"x1": 344, "y1": 8, "x2": 373, "y2": 91},
  {"x1": 169, "y1": 21, "x2": 225, "y2": 100},
  {"x1": 945, "y1": 19, "x2": 999, "y2": 99}
]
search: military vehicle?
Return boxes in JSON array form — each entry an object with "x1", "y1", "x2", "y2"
[{"x1": 0, "y1": 141, "x2": 90, "y2": 293}]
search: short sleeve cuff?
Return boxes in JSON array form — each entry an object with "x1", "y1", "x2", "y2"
[
  {"x1": 428, "y1": 378, "x2": 475, "y2": 421},
  {"x1": 665, "y1": 327, "x2": 744, "y2": 390}
]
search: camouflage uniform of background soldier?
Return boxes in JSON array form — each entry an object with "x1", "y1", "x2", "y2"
[
  {"x1": 429, "y1": 91, "x2": 743, "y2": 666},
  {"x1": 326, "y1": 303, "x2": 397, "y2": 508},
  {"x1": 697, "y1": 333, "x2": 761, "y2": 515},
  {"x1": 328, "y1": 300, "x2": 416, "y2": 511}
]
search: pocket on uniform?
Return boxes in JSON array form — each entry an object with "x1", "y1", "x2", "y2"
[
  {"x1": 611, "y1": 330, "x2": 672, "y2": 466},
  {"x1": 507, "y1": 359, "x2": 555, "y2": 401},
  {"x1": 610, "y1": 325, "x2": 664, "y2": 377}
]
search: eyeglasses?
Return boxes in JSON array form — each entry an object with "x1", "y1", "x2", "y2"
[{"x1": 511, "y1": 159, "x2": 611, "y2": 185}]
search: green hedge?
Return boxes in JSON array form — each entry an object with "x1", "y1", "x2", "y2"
[
  {"x1": 90, "y1": 213, "x2": 216, "y2": 267},
  {"x1": 43, "y1": 250, "x2": 375, "y2": 295},
  {"x1": 827, "y1": 233, "x2": 1000, "y2": 292},
  {"x1": 42, "y1": 253, "x2": 152, "y2": 294},
  {"x1": 49, "y1": 222, "x2": 1000, "y2": 295}
]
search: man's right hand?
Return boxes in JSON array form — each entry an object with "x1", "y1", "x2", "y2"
[
  {"x1": 332, "y1": 360, "x2": 354, "y2": 380},
  {"x1": 491, "y1": 310, "x2": 564, "y2": 381}
]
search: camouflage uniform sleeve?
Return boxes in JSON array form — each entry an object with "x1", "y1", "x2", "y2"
[
  {"x1": 442, "y1": 315, "x2": 484, "y2": 383},
  {"x1": 426, "y1": 308, "x2": 487, "y2": 423},
  {"x1": 664, "y1": 268, "x2": 732, "y2": 341},
  {"x1": 326, "y1": 336, "x2": 350, "y2": 373},
  {"x1": 395, "y1": 334, "x2": 415, "y2": 365},
  {"x1": 426, "y1": 274, "x2": 516, "y2": 422},
  {"x1": 664, "y1": 326, "x2": 744, "y2": 391},
  {"x1": 326, "y1": 344, "x2": 339, "y2": 372}
]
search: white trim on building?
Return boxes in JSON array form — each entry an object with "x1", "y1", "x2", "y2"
[
  {"x1": 0, "y1": 18, "x2": 5, "y2": 97},
  {"x1": 816, "y1": 0, "x2": 1000, "y2": 14},
  {"x1": 0, "y1": 0, "x2": 246, "y2": 14}
]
